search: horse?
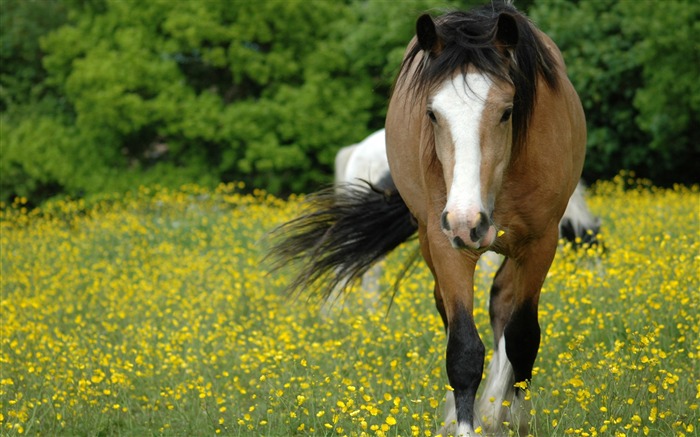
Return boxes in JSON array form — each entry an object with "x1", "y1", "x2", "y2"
[{"x1": 268, "y1": 3, "x2": 587, "y2": 435}]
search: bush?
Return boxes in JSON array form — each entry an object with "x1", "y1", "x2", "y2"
[
  {"x1": 0, "y1": 0, "x2": 68, "y2": 110},
  {"x1": 3, "y1": 0, "x2": 469, "y2": 203},
  {"x1": 1, "y1": 0, "x2": 697, "y2": 205},
  {"x1": 529, "y1": 0, "x2": 699, "y2": 184}
]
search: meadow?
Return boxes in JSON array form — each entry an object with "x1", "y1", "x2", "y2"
[{"x1": 1, "y1": 174, "x2": 698, "y2": 436}]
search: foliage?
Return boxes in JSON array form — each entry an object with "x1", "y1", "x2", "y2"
[
  {"x1": 1, "y1": 177, "x2": 699, "y2": 435},
  {"x1": 1, "y1": 0, "x2": 447, "y2": 203},
  {"x1": 0, "y1": 0, "x2": 72, "y2": 201},
  {"x1": 529, "y1": 0, "x2": 700, "y2": 184},
  {"x1": 0, "y1": 0, "x2": 68, "y2": 110},
  {"x1": 0, "y1": 0, "x2": 697, "y2": 204}
]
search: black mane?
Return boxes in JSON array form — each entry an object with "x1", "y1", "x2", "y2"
[{"x1": 396, "y1": 2, "x2": 560, "y2": 152}]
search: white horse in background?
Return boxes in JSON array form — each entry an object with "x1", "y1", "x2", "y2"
[
  {"x1": 324, "y1": 129, "x2": 600, "y2": 316},
  {"x1": 335, "y1": 129, "x2": 390, "y2": 192}
]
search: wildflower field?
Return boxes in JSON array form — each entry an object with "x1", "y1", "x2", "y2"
[{"x1": 1, "y1": 175, "x2": 698, "y2": 436}]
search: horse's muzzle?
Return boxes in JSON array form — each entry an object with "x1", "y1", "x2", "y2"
[{"x1": 441, "y1": 210, "x2": 496, "y2": 250}]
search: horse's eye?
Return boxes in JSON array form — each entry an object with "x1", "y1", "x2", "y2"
[
  {"x1": 427, "y1": 110, "x2": 437, "y2": 123},
  {"x1": 500, "y1": 108, "x2": 513, "y2": 123}
]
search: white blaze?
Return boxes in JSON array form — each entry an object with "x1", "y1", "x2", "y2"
[{"x1": 432, "y1": 73, "x2": 493, "y2": 218}]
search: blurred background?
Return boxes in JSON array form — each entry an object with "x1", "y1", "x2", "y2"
[{"x1": 2, "y1": 0, "x2": 698, "y2": 206}]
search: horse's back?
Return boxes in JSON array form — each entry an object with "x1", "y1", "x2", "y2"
[
  {"x1": 338, "y1": 129, "x2": 390, "y2": 187},
  {"x1": 334, "y1": 143, "x2": 357, "y2": 186}
]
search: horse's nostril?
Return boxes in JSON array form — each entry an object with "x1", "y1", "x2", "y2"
[
  {"x1": 441, "y1": 211, "x2": 451, "y2": 231},
  {"x1": 467, "y1": 212, "x2": 491, "y2": 242},
  {"x1": 469, "y1": 226, "x2": 480, "y2": 242}
]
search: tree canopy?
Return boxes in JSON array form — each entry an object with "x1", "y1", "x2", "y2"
[{"x1": 1, "y1": 0, "x2": 697, "y2": 204}]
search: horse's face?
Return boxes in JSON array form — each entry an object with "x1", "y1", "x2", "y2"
[{"x1": 428, "y1": 71, "x2": 514, "y2": 250}]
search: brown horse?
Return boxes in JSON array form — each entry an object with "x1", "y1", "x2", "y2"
[
  {"x1": 386, "y1": 4, "x2": 585, "y2": 435},
  {"x1": 268, "y1": 3, "x2": 585, "y2": 436}
]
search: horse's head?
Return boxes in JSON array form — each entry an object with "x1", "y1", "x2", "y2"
[
  {"x1": 417, "y1": 13, "x2": 521, "y2": 250},
  {"x1": 428, "y1": 71, "x2": 512, "y2": 250},
  {"x1": 394, "y1": 7, "x2": 559, "y2": 251}
]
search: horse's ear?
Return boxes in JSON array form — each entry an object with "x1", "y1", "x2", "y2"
[
  {"x1": 416, "y1": 14, "x2": 441, "y2": 55},
  {"x1": 495, "y1": 13, "x2": 519, "y2": 53}
]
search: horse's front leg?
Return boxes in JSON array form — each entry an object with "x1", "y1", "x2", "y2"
[
  {"x1": 444, "y1": 295, "x2": 485, "y2": 437},
  {"x1": 424, "y1": 223, "x2": 483, "y2": 437},
  {"x1": 419, "y1": 224, "x2": 448, "y2": 331},
  {"x1": 478, "y1": 230, "x2": 559, "y2": 434}
]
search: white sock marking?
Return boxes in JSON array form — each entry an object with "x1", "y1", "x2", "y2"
[{"x1": 477, "y1": 335, "x2": 533, "y2": 434}]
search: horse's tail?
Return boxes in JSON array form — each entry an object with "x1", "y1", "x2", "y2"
[
  {"x1": 266, "y1": 174, "x2": 418, "y2": 300},
  {"x1": 559, "y1": 180, "x2": 601, "y2": 247}
]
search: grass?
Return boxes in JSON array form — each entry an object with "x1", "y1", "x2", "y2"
[{"x1": 1, "y1": 174, "x2": 698, "y2": 436}]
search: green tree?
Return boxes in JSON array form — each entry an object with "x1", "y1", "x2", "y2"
[
  {"x1": 0, "y1": 0, "x2": 68, "y2": 110},
  {"x1": 1, "y1": 0, "x2": 74, "y2": 201},
  {"x1": 2, "y1": 0, "x2": 464, "y2": 202},
  {"x1": 4, "y1": 0, "x2": 696, "y2": 205},
  {"x1": 530, "y1": 0, "x2": 699, "y2": 184}
]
